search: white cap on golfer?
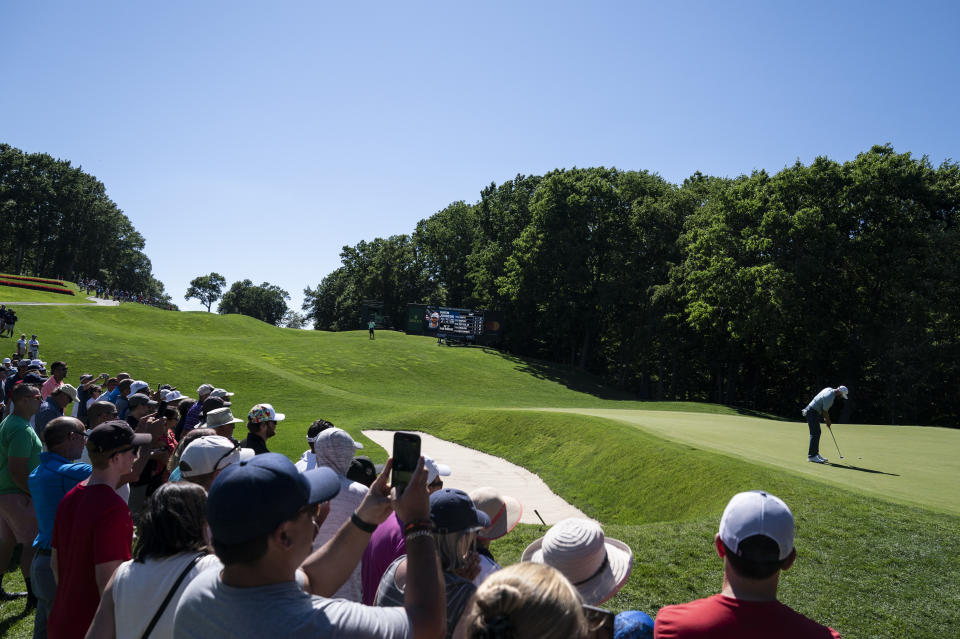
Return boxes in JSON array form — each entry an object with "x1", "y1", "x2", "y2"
[{"x1": 837, "y1": 385, "x2": 849, "y2": 399}]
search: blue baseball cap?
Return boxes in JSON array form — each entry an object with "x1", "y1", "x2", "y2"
[
  {"x1": 614, "y1": 611, "x2": 654, "y2": 639},
  {"x1": 207, "y1": 452, "x2": 340, "y2": 544},
  {"x1": 429, "y1": 488, "x2": 491, "y2": 534}
]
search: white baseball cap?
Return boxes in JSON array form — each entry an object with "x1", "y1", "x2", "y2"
[
  {"x1": 837, "y1": 385, "x2": 849, "y2": 399},
  {"x1": 719, "y1": 490, "x2": 794, "y2": 561},
  {"x1": 180, "y1": 435, "x2": 255, "y2": 477},
  {"x1": 129, "y1": 380, "x2": 149, "y2": 395},
  {"x1": 423, "y1": 454, "x2": 451, "y2": 485},
  {"x1": 210, "y1": 388, "x2": 235, "y2": 399}
]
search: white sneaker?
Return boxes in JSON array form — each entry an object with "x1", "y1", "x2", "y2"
[{"x1": 808, "y1": 454, "x2": 828, "y2": 464}]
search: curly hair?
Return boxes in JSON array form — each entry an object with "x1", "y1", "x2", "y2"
[{"x1": 461, "y1": 563, "x2": 587, "y2": 639}]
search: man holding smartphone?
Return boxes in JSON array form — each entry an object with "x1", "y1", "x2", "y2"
[{"x1": 174, "y1": 454, "x2": 446, "y2": 639}]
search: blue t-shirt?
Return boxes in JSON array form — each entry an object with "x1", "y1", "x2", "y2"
[
  {"x1": 28, "y1": 452, "x2": 91, "y2": 549},
  {"x1": 104, "y1": 387, "x2": 122, "y2": 405}
]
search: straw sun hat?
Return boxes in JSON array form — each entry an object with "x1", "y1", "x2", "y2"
[{"x1": 521, "y1": 517, "x2": 633, "y2": 605}]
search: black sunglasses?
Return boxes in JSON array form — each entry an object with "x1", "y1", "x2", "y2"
[{"x1": 212, "y1": 443, "x2": 241, "y2": 472}]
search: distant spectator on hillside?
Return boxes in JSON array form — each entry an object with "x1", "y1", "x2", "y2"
[
  {"x1": 653, "y1": 490, "x2": 841, "y2": 639},
  {"x1": 17, "y1": 334, "x2": 27, "y2": 358},
  {"x1": 239, "y1": 403, "x2": 284, "y2": 455},
  {"x1": 2, "y1": 309, "x2": 16, "y2": 337},
  {"x1": 40, "y1": 361, "x2": 68, "y2": 400},
  {"x1": 29, "y1": 416, "x2": 91, "y2": 638},
  {"x1": 33, "y1": 384, "x2": 77, "y2": 438},
  {"x1": 522, "y1": 517, "x2": 633, "y2": 606},
  {"x1": 295, "y1": 419, "x2": 335, "y2": 472},
  {"x1": 28, "y1": 334, "x2": 39, "y2": 360}
]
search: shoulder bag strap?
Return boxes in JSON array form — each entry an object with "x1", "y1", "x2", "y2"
[{"x1": 140, "y1": 553, "x2": 205, "y2": 639}]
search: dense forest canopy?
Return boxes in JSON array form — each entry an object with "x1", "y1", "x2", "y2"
[
  {"x1": 303, "y1": 146, "x2": 960, "y2": 426},
  {"x1": 0, "y1": 143, "x2": 168, "y2": 301}
]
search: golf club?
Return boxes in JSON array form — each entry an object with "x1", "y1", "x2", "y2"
[{"x1": 826, "y1": 425, "x2": 843, "y2": 459}]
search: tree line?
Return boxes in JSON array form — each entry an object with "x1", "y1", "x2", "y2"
[
  {"x1": 302, "y1": 146, "x2": 960, "y2": 426},
  {"x1": 0, "y1": 144, "x2": 169, "y2": 302}
]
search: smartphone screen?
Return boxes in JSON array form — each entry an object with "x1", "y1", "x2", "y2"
[
  {"x1": 582, "y1": 605, "x2": 615, "y2": 639},
  {"x1": 391, "y1": 432, "x2": 421, "y2": 496}
]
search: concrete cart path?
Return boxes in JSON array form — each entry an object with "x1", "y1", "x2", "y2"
[{"x1": 362, "y1": 430, "x2": 587, "y2": 525}]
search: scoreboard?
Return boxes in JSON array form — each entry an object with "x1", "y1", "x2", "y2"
[{"x1": 406, "y1": 304, "x2": 502, "y2": 344}]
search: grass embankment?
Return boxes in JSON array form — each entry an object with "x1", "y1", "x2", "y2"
[
  {"x1": 0, "y1": 281, "x2": 93, "y2": 304},
  {"x1": 2, "y1": 304, "x2": 958, "y2": 638}
]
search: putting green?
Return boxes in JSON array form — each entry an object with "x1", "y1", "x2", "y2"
[{"x1": 540, "y1": 408, "x2": 960, "y2": 516}]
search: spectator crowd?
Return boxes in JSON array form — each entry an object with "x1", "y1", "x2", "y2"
[{"x1": 0, "y1": 336, "x2": 843, "y2": 639}]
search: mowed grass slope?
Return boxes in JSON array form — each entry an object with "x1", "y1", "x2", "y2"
[
  {"x1": 2, "y1": 304, "x2": 959, "y2": 639},
  {"x1": 0, "y1": 281, "x2": 93, "y2": 304}
]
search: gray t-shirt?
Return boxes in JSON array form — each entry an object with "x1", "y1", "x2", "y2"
[
  {"x1": 805, "y1": 387, "x2": 836, "y2": 415},
  {"x1": 375, "y1": 556, "x2": 476, "y2": 639},
  {"x1": 173, "y1": 567, "x2": 412, "y2": 639}
]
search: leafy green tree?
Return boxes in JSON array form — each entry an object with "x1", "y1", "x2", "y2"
[
  {"x1": 281, "y1": 310, "x2": 307, "y2": 329},
  {"x1": 185, "y1": 272, "x2": 228, "y2": 311},
  {"x1": 218, "y1": 279, "x2": 290, "y2": 326},
  {"x1": 413, "y1": 201, "x2": 477, "y2": 307}
]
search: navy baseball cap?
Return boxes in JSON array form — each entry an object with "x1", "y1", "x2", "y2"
[
  {"x1": 207, "y1": 453, "x2": 340, "y2": 544},
  {"x1": 429, "y1": 488, "x2": 491, "y2": 534}
]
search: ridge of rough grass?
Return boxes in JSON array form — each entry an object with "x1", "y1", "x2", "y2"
[{"x1": 17, "y1": 304, "x2": 738, "y2": 413}]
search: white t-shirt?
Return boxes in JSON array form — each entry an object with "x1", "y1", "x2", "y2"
[
  {"x1": 173, "y1": 567, "x2": 412, "y2": 639},
  {"x1": 112, "y1": 553, "x2": 222, "y2": 639},
  {"x1": 294, "y1": 449, "x2": 318, "y2": 472}
]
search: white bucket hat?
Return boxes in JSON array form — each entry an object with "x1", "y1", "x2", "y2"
[
  {"x1": 200, "y1": 407, "x2": 243, "y2": 429},
  {"x1": 521, "y1": 517, "x2": 633, "y2": 605}
]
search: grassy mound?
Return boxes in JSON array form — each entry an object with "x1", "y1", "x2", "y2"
[
  {"x1": 2, "y1": 304, "x2": 957, "y2": 638},
  {"x1": 0, "y1": 280, "x2": 93, "y2": 304}
]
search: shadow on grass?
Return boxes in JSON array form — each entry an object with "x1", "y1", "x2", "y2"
[
  {"x1": 827, "y1": 462, "x2": 900, "y2": 476},
  {"x1": 0, "y1": 602, "x2": 30, "y2": 637},
  {"x1": 480, "y1": 348, "x2": 639, "y2": 401}
]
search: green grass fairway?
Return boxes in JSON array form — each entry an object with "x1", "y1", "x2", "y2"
[
  {"x1": 539, "y1": 408, "x2": 960, "y2": 516},
  {"x1": 2, "y1": 303, "x2": 958, "y2": 639},
  {"x1": 0, "y1": 281, "x2": 93, "y2": 304}
]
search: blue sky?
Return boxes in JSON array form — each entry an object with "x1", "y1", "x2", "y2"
[{"x1": 2, "y1": 2, "x2": 958, "y2": 314}]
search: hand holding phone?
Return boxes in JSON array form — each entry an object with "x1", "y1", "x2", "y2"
[{"x1": 391, "y1": 432, "x2": 421, "y2": 497}]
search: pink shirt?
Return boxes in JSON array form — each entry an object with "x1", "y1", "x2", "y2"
[
  {"x1": 361, "y1": 512, "x2": 406, "y2": 605},
  {"x1": 40, "y1": 376, "x2": 61, "y2": 400}
]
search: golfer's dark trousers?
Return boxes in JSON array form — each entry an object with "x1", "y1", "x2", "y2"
[{"x1": 806, "y1": 410, "x2": 822, "y2": 457}]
